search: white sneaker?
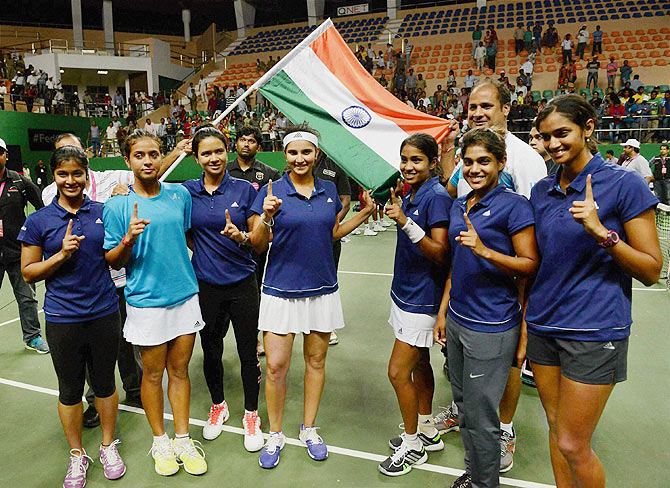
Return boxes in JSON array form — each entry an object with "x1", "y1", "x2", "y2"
[
  {"x1": 341, "y1": 235, "x2": 351, "y2": 243},
  {"x1": 202, "y1": 402, "x2": 229, "y2": 440},
  {"x1": 372, "y1": 222, "x2": 386, "y2": 232},
  {"x1": 329, "y1": 331, "x2": 339, "y2": 345},
  {"x1": 350, "y1": 228, "x2": 362, "y2": 235},
  {"x1": 243, "y1": 410, "x2": 264, "y2": 452},
  {"x1": 381, "y1": 220, "x2": 393, "y2": 227},
  {"x1": 363, "y1": 227, "x2": 378, "y2": 236}
]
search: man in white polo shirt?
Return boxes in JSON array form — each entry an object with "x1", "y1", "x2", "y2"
[{"x1": 620, "y1": 138, "x2": 652, "y2": 183}]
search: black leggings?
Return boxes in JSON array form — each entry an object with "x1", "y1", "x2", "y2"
[
  {"x1": 46, "y1": 311, "x2": 121, "y2": 405},
  {"x1": 198, "y1": 275, "x2": 260, "y2": 411}
]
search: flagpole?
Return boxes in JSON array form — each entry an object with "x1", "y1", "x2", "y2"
[{"x1": 160, "y1": 18, "x2": 335, "y2": 182}]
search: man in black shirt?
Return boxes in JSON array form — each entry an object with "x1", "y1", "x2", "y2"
[
  {"x1": 0, "y1": 137, "x2": 48, "y2": 353},
  {"x1": 34, "y1": 159, "x2": 48, "y2": 191},
  {"x1": 650, "y1": 143, "x2": 670, "y2": 204}
]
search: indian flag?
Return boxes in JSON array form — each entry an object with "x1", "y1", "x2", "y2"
[{"x1": 254, "y1": 19, "x2": 451, "y2": 199}]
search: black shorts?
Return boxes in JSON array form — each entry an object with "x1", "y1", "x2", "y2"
[{"x1": 527, "y1": 333, "x2": 628, "y2": 385}]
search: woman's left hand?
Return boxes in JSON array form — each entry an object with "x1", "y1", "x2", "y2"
[
  {"x1": 456, "y1": 213, "x2": 489, "y2": 258},
  {"x1": 384, "y1": 185, "x2": 407, "y2": 226},
  {"x1": 569, "y1": 174, "x2": 608, "y2": 241},
  {"x1": 220, "y1": 209, "x2": 246, "y2": 243},
  {"x1": 360, "y1": 190, "x2": 375, "y2": 216}
]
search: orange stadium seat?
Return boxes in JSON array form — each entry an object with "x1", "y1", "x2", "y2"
[
  {"x1": 603, "y1": 38, "x2": 612, "y2": 45},
  {"x1": 508, "y1": 60, "x2": 518, "y2": 67},
  {"x1": 450, "y1": 64, "x2": 459, "y2": 70},
  {"x1": 636, "y1": 52, "x2": 647, "y2": 59},
  {"x1": 655, "y1": 59, "x2": 667, "y2": 66},
  {"x1": 660, "y1": 27, "x2": 670, "y2": 34},
  {"x1": 623, "y1": 52, "x2": 633, "y2": 59},
  {"x1": 509, "y1": 67, "x2": 519, "y2": 74},
  {"x1": 626, "y1": 37, "x2": 637, "y2": 43},
  {"x1": 483, "y1": 69, "x2": 492, "y2": 75},
  {"x1": 421, "y1": 51, "x2": 430, "y2": 58},
  {"x1": 440, "y1": 57, "x2": 449, "y2": 63},
  {"x1": 635, "y1": 30, "x2": 645, "y2": 36},
  {"x1": 535, "y1": 66, "x2": 544, "y2": 73},
  {"x1": 611, "y1": 31, "x2": 621, "y2": 37},
  {"x1": 546, "y1": 56, "x2": 556, "y2": 64},
  {"x1": 438, "y1": 64, "x2": 447, "y2": 71},
  {"x1": 666, "y1": 34, "x2": 670, "y2": 40},
  {"x1": 454, "y1": 43, "x2": 462, "y2": 49},
  {"x1": 628, "y1": 60, "x2": 639, "y2": 67},
  {"x1": 419, "y1": 58, "x2": 428, "y2": 65},
  {"x1": 632, "y1": 43, "x2": 642, "y2": 50},
  {"x1": 473, "y1": 69, "x2": 481, "y2": 76},
  {"x1": 426, "y1": 73, "x2": 435, "y2": 80},
  {"x1": 659, "y1": 42, "x2": 669, "y2": 48},
  {"x1": 451, "y1": 56, "x2": 460, "y2": 62},
  {"x1": 416, "y1": 66, "x2": 426, "y2": 72},
  {"x1": 622, "y1": 30, "x2": 633, "y2": 36},
  {"x1": 428, "y1": 65, "x2": 436, "y2": 72},
  {"x1": 605, "y1": 45, "x2": 616, "y2": 52},
  {"x1": 618, "y1": 44, "x2": 628, "y2": 51},
  {"x1": 653, "y1": 35, "x2": 663, "y2": 42},
  {"x1": 454, "y1": 49, "x2": 462, "y2": 55},
  {"x1": 648, "y1": 29, "x2": 658, "y2": 35},
  {"x1": 461, "y1": 63, "x2": 470, "y2": 69},
  {"x1": 613, "y1": 37, "x2": 624, "y2": 44},
  {"x1": 642, "y1": 60, "x2": 652, "y2": 67},
  {"x1": 437, "y1": 72, "x2": 446, "y2": 79},
  {"x1": 443, "y1": 43, "x2": 452, "y2": 50},
  {"x1": 414, "y1": 46, "x2": 422, "y2": 52},
  {"x1": 434, "y1": 44, "x2": 442, "y2": 50},
  {"x1": 575, "y1": 63, "x2": 583, "y2": 69},
  {"x1": 645, "y1": 43, "x2": 655, "y2": 50},
  {"x1": 465, "y1": 42, "x2": 473, "y2": 49},
  {"x1": 640, "y1": 36, "x2": 650, "y2": 42}
]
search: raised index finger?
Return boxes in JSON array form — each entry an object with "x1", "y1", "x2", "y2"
[
  {"x1": 65, "y1": 219, "x2": 73, "y2": 236},
  {"x1": 132, "y1": 201, "x2": 138, "y2": 220},
  {"x1": 390, "y1": 187, "x2": 398, "y2": 205},
  {"x1": 464, "y1": 212, "x2": 475, "y2": 230},
  {"x1": 225, "y1": 209, "x2": 232, "y2": 224},
  {"x1": 267, "y1": 179, "x2": 273, "y2": 198},
  {"x1": 585, "y1": 174, "x2": 594, "y2": 201}
]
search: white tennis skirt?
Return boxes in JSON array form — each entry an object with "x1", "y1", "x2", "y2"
[
  {"x1": 258, "y1": 291, "x2": 345, "y2": 335},
  {"x1": 124, "y1": 294, "x2": 205, "y2": 346},
  {"x1": 388, "y1": 300, "x2": 437, "y2": 348}
]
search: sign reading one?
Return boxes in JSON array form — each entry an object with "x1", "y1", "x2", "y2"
[
  {"x1": 337, "y1": 4, "x2": 369, "y2": 16},
  {"x1": 27, "y1": 129, "x2": 68, "y2": 151}
]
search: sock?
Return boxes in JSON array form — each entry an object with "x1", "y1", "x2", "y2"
[
  {"x1": 174, "y1": 432, "x2": 190, "y2": 445},
  {"x1": 364, "y1": 223, "x2": 370, "y2": 230},
  {"x1": 153, "y1": 433, "x2": 170, "y2": 446},
  {"x1": 245, "y1": 409, "x2": 257, "y2": 415},
  {"x1": 500, "y1": 422, "x2": 514, "y2": 436},
  {"x1": 403, "y1": 432, "x2": 422, "y2": 450},
  {"x1": 451, "y1": 401, "x2": 458, "y2": 415},
  {"x1": 269, "y1": 430, "x2": 283, "y2": 437},
  {"x1": 418, "y1": 414, "x2": 438, "y2": 437}
]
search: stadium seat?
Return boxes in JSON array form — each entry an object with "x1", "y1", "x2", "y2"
[
  {"x1": 644, "y1": 43, "x2": 655, "y2": 49},
  {"x1": 547, "y1": 65, "x2": 557, "y2": 72},
  {"x1": 628, "y1": 60, "x2": 639, "y2": 67},
  {"x1": 437, "y1": 72, "x2": 446, "y2": 78},
  {"x1": 509, "y1": 67, "x2": 519, "y2": 74},
  {"x1": 655, "y1": 59, "x2": 668, "y2": 66},
  {"x1": 438, "y1": 64, "x2": 448, "y2": 71},
  {"x1": 635, "y1": 51, "x2": 647, "y2": 58},
  {"x1": 426, "y1": 73, "x2": 435, "y2": 79},
  {"x1": 641, "y1": 60, "x2": 653, "y2": 66},
  {"x1": 428, "y1": 65, "x2": 436, "y2": 72}
]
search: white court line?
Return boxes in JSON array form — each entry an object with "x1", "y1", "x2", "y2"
[
  {"x1": 0, "y1": 309, "x2": 43, "y2": 327},
  {"x1": 0, "y1": 376, "x2": 556, "y2": 488},
  {"x1": 340, "y1": 270, "x2": 668, "y2": 293}
]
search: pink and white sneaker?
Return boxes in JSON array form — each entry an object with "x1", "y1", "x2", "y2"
[
  {"x1": 63, "y1": 449, "x2": 92, "y2": 488},
  {"x1": 99, "y1": 439, "x2": 126, "y2": 480},
  {"x1": 203, "y1": 401, "x2": 229, "y2": 440}
]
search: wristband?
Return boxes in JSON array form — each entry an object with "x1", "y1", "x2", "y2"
[
  {"x1": 121, "y1": 236, "x2": 135, "y2": 247},
  {"x1": 401, "y1": 218, "x2": 426, "y2": 244},
  {"x1": 261, "y1": 215, "x2": 274, "y2": 228},
  {"x1": 239, "y1": 231, "x2": 250, "y2": 245}
]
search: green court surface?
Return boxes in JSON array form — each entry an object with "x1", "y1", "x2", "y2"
[{"x1": 0, "y1": 225, "x2": 668, "y2": 487}]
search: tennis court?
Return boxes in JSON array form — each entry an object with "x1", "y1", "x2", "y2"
[{"x1": 0, "y1": 223, "x2": 668, "y2": 487}]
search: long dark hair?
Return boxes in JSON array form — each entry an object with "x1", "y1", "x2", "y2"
[
  {"x1": 534, "y1": 94, "x2": 599, "y2": 153},
  {"x1": 461, "y1": 128, "x2": 507, "y2": 163},
  {"x1": 50, "y1": 146, "x2": 89, "y2": 174},
  {"x1": 400, "y1": 133, "x2": 442, "y2": 177},
  {"x1": 192, "y1": 124, "x2": 227, "y2": 158}
]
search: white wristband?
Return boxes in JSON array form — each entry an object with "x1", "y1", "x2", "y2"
[{"x1": 401, "y1": 218, "x2": 426, "y2": 244}]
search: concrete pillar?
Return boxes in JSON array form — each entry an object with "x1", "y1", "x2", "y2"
[
  {"x1": 103, "y1": 0, "x2": 114, "y2": 54},
  {"x1": 71, "y1": 0, "x2": 84, "y2": 50},
  {"x1": 182, "y1": 9, "x2": 191, "y2": 43},
  {"x1": 234, "y1": 0, "x2": 256, "y2": 37},
  {"x1": 306, "y1": 0, "x2": 325, "y2": 27},
  {"x1": 387, "y1": 0, "x2": 401, "y2": 20}
]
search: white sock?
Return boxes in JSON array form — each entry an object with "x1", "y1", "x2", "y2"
[
  {"x1": 153, "y1": 433, "x2": 170, "y2": 446},
  {"x1": 500, "y1": 422, "x2": 514, "y2": 436},
  {"x1": 174, "y1": 433, "x2": 190, "y2": 445},
  {"x1": 418, "y1": 414, "x2": 438, "y2": 436},
  {"x1": 364, "y1": 223, "x2": 371, "y2": 230},
  {"x1": 403, "y1": 432, "x2": 422, "y2": 450},
  {"x1": 451, "y1": 401, "x2": 458, "y2": 415}
]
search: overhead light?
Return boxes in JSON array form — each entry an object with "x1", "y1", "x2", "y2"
[
  {"x1": 59, "y1": 69, "x2": 64, "y2": 73},
  {"x1": 82, "y1": 49, "x2": 95, "y2": 54},
  {"x1": 97, "y1": 70, "x2": 108, "y2": 74}
]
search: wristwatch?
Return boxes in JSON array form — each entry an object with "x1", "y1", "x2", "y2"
[
  {"x1": 240, "y1": 231, "x2": 250, "y2": 245},
  {"x1": 598, "y1": 230, "x2": 620, "y2": 248}
]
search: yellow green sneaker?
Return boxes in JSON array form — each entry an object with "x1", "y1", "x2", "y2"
[
  {"x1": 173, "y1": 437, "x2": 207, "y2": 475},
  {"x1": 148, "y1": 439, "x2": 179, "y2": 476}
]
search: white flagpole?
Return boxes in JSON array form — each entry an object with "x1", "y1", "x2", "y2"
[{"x1": 160, "y1": 19, "x2": 335, "y2": 182}]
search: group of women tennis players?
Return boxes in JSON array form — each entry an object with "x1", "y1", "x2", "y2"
[{"x1": 20, "y1": 92, "x2": 661, "y2": 488}]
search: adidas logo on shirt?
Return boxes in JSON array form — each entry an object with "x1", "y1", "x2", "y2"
[
  {"x1": 327, "y1": 197, "x2": 334, "y2": 203},
  {"x1": 603, "y1": 341, "x2": 615, "y2": 350},
  {"x1": 95, "y1": 218, "x2": 103, "y2": 224},
  {"x1": 172, "y1": 193, "x2": 180, "y2": 200},
  {"x1": 413, "y1": 210, "x2": 419, "y2": 216},
  {"x1": 483, "y1": 210, "x2": 491, "y2": 216},
  {"x1": 231, "y1": 202, "x2": 239, "y2": 208}
]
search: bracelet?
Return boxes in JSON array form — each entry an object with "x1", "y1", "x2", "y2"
[
  {"x1": 121, "y1": 236, "x2": 135, "y2": 247},
  {"x1": 239, "y1": 231, "x2": 250, "y2": 245},
  {"x1": 442, "y1": 145, "x2": 455, "y2": 153},
  {"x1": 401, "y1": 218, "x2": 426, "y2": 244},
  {"x1": 261, "y1": 215, "x2": 274, "y2": 228}
]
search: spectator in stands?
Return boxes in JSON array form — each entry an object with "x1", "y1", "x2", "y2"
[
  {"x1": 458, "y1": 88, "x2": 469, "y2": 111},
  {"x1": 524, "y1": 24, "x2": 533, "y2": 53},
  {"x1": 374, "y1": 50, "x2": 385, "y2": 76},
  {"x1": 395, "y1": 68, "x2": 406, "y2": 93},
  {"x1": 256, "y1": 58, "x2": 267, "y2": 74},
  {"x1": 378, "y1": 72, "x2": 388, "y2": 89},
  {"x1": 186, "y1": 82, "x2": 194, "y2": 100},
  {"x1": 82, "y1": 90, "x2": 93, "y2": 116},
  {"x1": 515, "y1": 78, "x2": 528, "y2": 103},
  {"x1": 472, "y1": 24, "x2": 483, "y2": 59},
  {"x1": 633, "y1": 85, "x2": 648, "y2": 104},
  {"x1": 576, "y1": 26, "x2": 589, "y2": 59},
  {"x1": 24, "y1": 85, "x2": 37, "y2": 113},
  {"x1": 386, "y1": 43, "x2": 394, "y2": 70},
  {"x1": 659, "y1": 90, "x2": 670, "y2": 141},
  {"x1": 650, "y1": 144, "x2": 670, "y2": 203},
  {"x1": 586, "y1": 57, "x2": 600, "y2": 91},
  {"x1": 620, "y1": 138, "x2": 652, "y2": 182},
  {"x1": 532, "y1": 22, "x2": 543, "y2": 54},
  {"x1": 69, "y1": 91, "x2": 80, "y2": 116},
  {"x1": 592, "y1": 25, "x2": 603, "y2": 56},
  {"x1": 568, "y1": 61, "x2": 577, "y2": 84},
  {"x1": 35, "y1": 159, "x2": 48, "y2": 191},
  {"x1": 606, "y1": 94, "x2": 625, "y2": 142},
  {"x1": 0, "y1": 82, "x2": 6, "y2": 111},
  {"x1": 105, "y1": 121, "x2": 117, "y2": 143},
  {"x1": 406, "y1": 68, "x2": 417, "y2": 96},
  {"x1": 606, "y1": 57, "x2": 618, "y2": 89},
  {"x1": 434, "y1": 84, "x2": 446, "y2": 104},
  {"x1": 485, "y1": 25, "x2": 498, "y2": 47},
  {"x1": 520, "y1": 57, "x2": 534, "y2": 88},
  {"x1": 474, "y1": 42, "x2": 486, "y2": 71},
  {"x1": 486, "y1": 42, "x2": 498, "y2": 70},
  {"x1": 267, "y1": 56, "x2": 276, "y2": 69},
  {"x1": 260, "y1": 111, "x2": 272, "y2": 151},
  {"x1": 630, "y1": 74, "x2": 644, "y2": 93},
  {"x1": 620, "y1": 60, "x2": 632, "y2": 86},
  {"x1": 415, "y1": 73, "x2": 426, "y2": 96},
  {"x1": 514, "y1": 24, "x2": 525, "y2": 56},
  {"x1": 199, "y1": 75, "x2": 207, "y2": 103},
  {"x1": 189, "y1": 90, "x2": 198, "y2": 114},
  {"x1": 145, "y1": 118, "x2": 157, "y2": 135},
  {"x1": 561, "y1": 34, "x2": 573, "y2": 64},
  {"x1": 447, "y1": 70, "x2": 457, "y2": 94},
  {"x1": 544, "y1": 23, "x2": 559, "y2": 52},
  {"x1": 646, "y1": 91, "x2": 662, "y2": 142},
  {"x1": 418, "y1": 91, "x2": 431, "y2": 109},
  {"x1": 464, "y1": 70, "x2": 479, "y2": 91},
  {"x1": 448, "y1": 98, "x2": 463, "y2": 119},
  {"x1": 404, "y1": 40, "x2": 413, "y2": 68},
  {"x1": 89, "y1": 120, "x2": 101, "y2": 157}
]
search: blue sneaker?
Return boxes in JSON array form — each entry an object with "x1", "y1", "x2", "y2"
[
  {"x1": 25, "y1": 336, "x2": 49, "y2": 354},
  {"x1": 299, "y1": 424, "x2": 328, "y2": 461},
  {"x1": 259, "y1": 431, "x2": 285, "y2": 469}
]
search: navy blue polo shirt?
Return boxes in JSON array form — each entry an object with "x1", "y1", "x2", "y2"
[
  {"x1": 18, "y1": 197, "x2": 118, "y2": 323},
  {"x1": 391, "y1": 177, "x2": 452, "y2": 314},
  {"x1": 183, "y1": 172, "x2": 257, "y2": 286},
  {"x1": 448, "y1": 185, "x2": 534, "y2": 333},
  {"x1": 526, "y1": 154, "x2": 658, "y2": 341},
  {"x1": 250, "y1": 173, "x2": 342, "y2": 298}
]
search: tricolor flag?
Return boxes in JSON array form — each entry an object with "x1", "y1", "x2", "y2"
[{"x1": 255, "y1": 19, "x2": 451, "y2": 199}]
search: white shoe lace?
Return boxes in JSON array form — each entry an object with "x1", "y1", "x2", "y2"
[
  {"x1": 244, "y1": 411, "x2": 261, "y2": 436},
  {"x1": 264, "y1": 432, "x2": 284, "y2": 454},
  {"x1": 434, "y1": 405, "x2": 455, "y2": 424},
  {"x1": 301, "y1": 426, "x2": 323, "y2": 445},
  {"x1": 175, "y1": 438, "x2": 206, "y2": 461},
  {"x1": 66, "y1": 449, "x2": 93, "y2": 482},
  {"x1": 101, "y1": 439, "x2": 122, "y2": 465},
  {"x1": 148, "y1": 440, "x2": 175, "y2": 461},
  {"x1": 388, "y1": 441, "x2": 411, "y2": 467}
]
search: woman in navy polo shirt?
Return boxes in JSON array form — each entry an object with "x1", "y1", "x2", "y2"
[
  {"x1": 250, "y1": 123, "x2": 374, "y2": 469},
  {"x1": 19, "y1": 146, "x2": 126, "y2": 487},
  {"x1": 434, "y1": 129, "x2": 539, "y2": 488},
  {"x1": 528, "y1": 95, "x2": 661, "y2": 488},
  {"x1": 182, "y1": 125, "x2": 265, "y2": 452},
  {"x1": 377, "y1": 134, "x2": 451, "y2": 477}
]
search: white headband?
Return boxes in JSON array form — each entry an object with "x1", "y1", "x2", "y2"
[{"x1": 282, "y1": 131, "x2": 319, "y2": 149}]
